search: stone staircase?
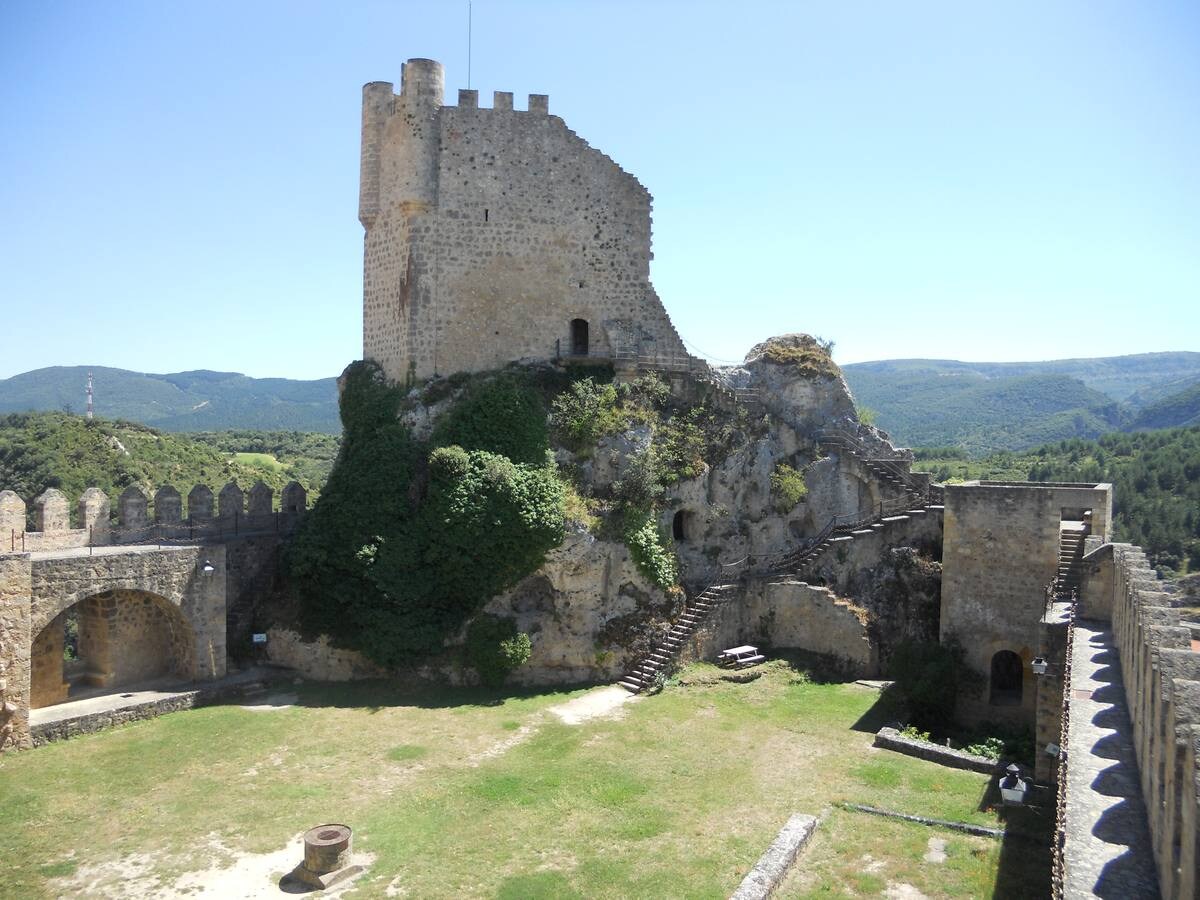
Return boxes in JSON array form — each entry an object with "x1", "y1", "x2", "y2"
[
  {"x1": 1053, "y1": 520, "x2": 1091, "y2": 601},
  {"x1": 618, "y1": 495, "x2": 939, "y2": 694},
  {"x1": 817, "y1": 429, "x2": 928, "y2": 503},
  {"x1": 617, "y1": 425, "x2": 945, "y2": 695},
  {"x1": 610, "y1": 346, "x2": 765, "y2": 414},
  {"x1": 617, "y1": 583, "x2": 740, "y2": 693}
]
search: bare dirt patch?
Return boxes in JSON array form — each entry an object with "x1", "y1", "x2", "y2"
[
  {"x1": 547, "y1": 685, "x2": 638, "y2": 725},
  {"x1": 56, "y1": 832, "x2": 372, "y2": 898}
]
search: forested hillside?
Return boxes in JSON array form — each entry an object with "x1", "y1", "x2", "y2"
[
  {"x1": 843, "y1": 352, "x2": 1200, "y2": 453},
  {"x1": 1129, "y1": 381, "x2": 1200, "y2": 430},
  {"x1": 0, "y1": 367, "x2": 339, "y2": 432},
  {"x1": 0, "y1": 413, "x2": 332, "y2": 520},
  {"x1": 915, "y1": 426, "x2": 1200, "y2": 573}
]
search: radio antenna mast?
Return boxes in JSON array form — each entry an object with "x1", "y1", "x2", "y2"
[{"x1": 86, "y1": 371, "x2": 94, "y2": 420}]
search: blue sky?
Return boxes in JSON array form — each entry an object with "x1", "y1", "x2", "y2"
[{"x1": 1, "y1": 0, "x2": 1197, "y2": 380}]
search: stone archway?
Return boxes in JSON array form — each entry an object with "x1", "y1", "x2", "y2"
[
  {"x1": 989, "y1": 649, "x2": 1024, "y2": 706},
  {"x1": 30, "y1": 589, "x2": 198, "y2": 708}
]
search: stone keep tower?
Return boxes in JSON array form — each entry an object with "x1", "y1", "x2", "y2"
[{"x1": 359, "y1": 58, "x2": 693, "y2": 383}]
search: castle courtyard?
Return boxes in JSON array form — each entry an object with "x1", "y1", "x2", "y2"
[{"x1": 0, "y1": 660, "x2": 1047, "y2": 899}]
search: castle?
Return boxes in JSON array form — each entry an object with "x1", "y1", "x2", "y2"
[
  {"x1": 0, "y1": 57, "x2": 1195, "y2": 899},
  {"x1": 359, "y1": 58, "x2": 697, "y2": 383}
]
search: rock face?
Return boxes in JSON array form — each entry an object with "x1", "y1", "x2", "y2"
[{"x1": 482, "y1": 530, "x2": 681, "y2": 685}]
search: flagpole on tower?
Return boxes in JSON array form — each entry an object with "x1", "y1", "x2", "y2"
[{"x1": 467, "y1": 1, "x2": 473, "y2": 89}]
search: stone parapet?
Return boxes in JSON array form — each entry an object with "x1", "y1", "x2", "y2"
[{"x1": 0, "y1": 480, "x2": 308, "y2": 552}]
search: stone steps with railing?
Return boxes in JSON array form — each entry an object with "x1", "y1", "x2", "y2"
[
  {"x1": 1052, "y1": 523, "x2": 1091, "y2": 601},
  {"x1": 618, "y1": 493, "x2": 941, "y2": 694},
  {"x1": 815, "y1": 429, "x2": 935, "y2": 505}
]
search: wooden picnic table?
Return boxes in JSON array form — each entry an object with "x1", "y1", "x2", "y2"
[{"x1": 718, "y1": 645, "x2": 766, "y2": 669}]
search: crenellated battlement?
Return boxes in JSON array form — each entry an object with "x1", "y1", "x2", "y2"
[{"x1": 0, "y1": 481, "x2": 309, "y2": 553}]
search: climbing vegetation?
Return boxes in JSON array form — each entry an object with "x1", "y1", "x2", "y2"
[
  {"x1": 431, "y1": 372, "x2": 549, "y2": 465},
  {"x1": 621, "y1": 506, "x2": 679, "y2": 592},
  {"x1": 287, "y1": 360, "x2": 564, "y2": 668}
]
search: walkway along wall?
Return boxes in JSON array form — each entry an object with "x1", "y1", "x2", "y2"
[{"x1": 1056, "y1": 540, "x2": 1200, "y2": 898}]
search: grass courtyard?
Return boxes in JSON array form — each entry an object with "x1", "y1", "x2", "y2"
[{"x1": 0, "y1": 660, "x2": 1049, "y2": 898}]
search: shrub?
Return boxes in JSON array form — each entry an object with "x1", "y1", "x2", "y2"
[
  {"x1": 612, "y1": 448, "x2": 664, "y2": 508},
  {"x1": 770, "y1": 463, "x2": 808, "y2": 510},
  {"x1": 899, "y1": 724, "x2": 931, "y2": 743},
  {"x1": 963, "y1": 736, "x2": 1005, "y2": 760},
  {"x1": 550, "y1": 378, "x2": 622, "y2": 451},
  {"x1": 466, "y1": 615, "x2": 533, "y2": 686},
  {"x1": 656, "y1": 412, "x2": 707, "y2": 484},
  {"x1": 622, "y1": 506, "x2": 679, "y2": 591}
]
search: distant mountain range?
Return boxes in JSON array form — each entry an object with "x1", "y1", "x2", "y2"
[
  {"x1": 841, "y1": 352, "x2": 1200, "y2": 453},
  {"x1": 0, "y1": 366, "x2": 340, "y2": 433},
  {"x1": 2, "y1": 352, "x2": 1198, "y2": 451}
]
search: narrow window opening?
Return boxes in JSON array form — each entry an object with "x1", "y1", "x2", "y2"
[{"x1": 484, "y1": 208, "x2": 489, "y2": 222}]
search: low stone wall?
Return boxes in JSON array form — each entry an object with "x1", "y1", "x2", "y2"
[
  {"x1": 872, "y1": 726, "x2": 998, "y2": 774},
  {"x1": 31, "y1": 690, "x2": 204, "y2": 746},
  {"x1": 682, "y1": 578, "x2": 876, "y2": 676},
  {"x1": 730, "y1": 812, "x2": 819, "y2": 900}
]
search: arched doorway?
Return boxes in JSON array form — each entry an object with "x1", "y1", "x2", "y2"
[
  {"x1": 989, "y1": 650, "x2": 1023, "y2": 706},
  {"x1": 570, "y1": 318, "x2": 589, "y2": 356},
  {"x1": 30, "y1": 590, "x2": 197, "y2": 708}
]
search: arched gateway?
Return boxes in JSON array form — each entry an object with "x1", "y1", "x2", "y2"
[{"x1": 0, "y1": 545, "x2": 226, "y2": 751}]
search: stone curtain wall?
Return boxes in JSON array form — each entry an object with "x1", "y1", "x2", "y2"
[
  {"x1": 361, "y1": 58, "x2": 695, "y2": 383},
  {"x1": 940, "y1": 481, "x2": 1112, "y2": 727},
  {"x1": 0, "y1": 481, "x2": 306, "y2": 551},
  {"x1": 0, "y1": 554, "x2": 33, "y2": 751},
  {"x1": 1095, "y1": 543, "x2": 1200, "y2": 898}
]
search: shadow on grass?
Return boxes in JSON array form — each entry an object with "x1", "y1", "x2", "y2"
[
  {"x1": 849, "y1": 686, "x2": 903, "y2": 735},
  {"x1": 977, "y1": 777, "x2": 1055, "y2": 899}
]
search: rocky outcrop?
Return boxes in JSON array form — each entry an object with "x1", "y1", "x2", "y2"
[
  {"x1": 739, "y1": 334, "x2": 858, "y2": 434},
  {"x1": 482, "y1": 531, "x2": 681, "y2": 685}
]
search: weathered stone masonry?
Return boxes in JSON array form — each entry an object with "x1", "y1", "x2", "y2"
[
  {"x1": 0, "y1": 480, "x2": 309, "y2": 752},
  {"x1": 361, "y1": 58, "x2": 694, "y2": 383}
]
